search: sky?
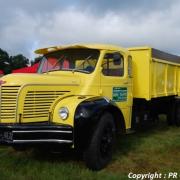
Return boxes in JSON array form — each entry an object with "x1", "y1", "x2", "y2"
[{"x1": 0, "y1": 0, "x2": 180, "y2": 59}]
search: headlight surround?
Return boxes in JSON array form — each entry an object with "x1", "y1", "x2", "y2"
[{"x1": 59, "y1": 107, "x2": 69, "y2": 120}]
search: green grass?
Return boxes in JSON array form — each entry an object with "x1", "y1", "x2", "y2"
[{"x1": 0, "y1": 119, "x2": 180, "y2": 180}]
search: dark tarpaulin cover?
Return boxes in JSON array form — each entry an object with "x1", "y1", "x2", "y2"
[{"x1": 152, "y1": 48, "x2": 180, "y2": 64}]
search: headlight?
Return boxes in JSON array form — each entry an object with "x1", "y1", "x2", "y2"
[{"x1": 59, "y1": 107, "x2": 69, "y2": 120}]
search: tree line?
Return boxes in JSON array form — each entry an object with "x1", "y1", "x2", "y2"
[{"x1": 0, "y1": 48, "x2": 40, "y2": 74}]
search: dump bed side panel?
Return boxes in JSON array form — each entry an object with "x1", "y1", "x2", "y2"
[
  {"x1": 178, "y1": 67, "x2": 180, "y2": 96},
  {"x1": 151, "y1": 60, "x2": 178, "y2": 98},
  {"x1": 129, "y1": 47, "x2": 180, "y2": 100},
  {"x1": 130, "y1": 48, "x2": 151, "y2": 100}
]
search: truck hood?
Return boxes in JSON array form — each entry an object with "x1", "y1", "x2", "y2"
[{"x1": 1, "y1": 73, "x2": 80, "y2": 86}]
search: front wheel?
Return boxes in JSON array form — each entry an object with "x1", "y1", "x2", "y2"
[{"x1": 84, "y1": 113, "x2": 116, "y2": 170}]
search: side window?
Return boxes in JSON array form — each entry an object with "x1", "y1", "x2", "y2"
[
  {"x1": 102, "y1": 52, "x2": 124, "y2": 77},
  {"x1": 128, "y1": 56, "x2": 132, "y2": 77}
]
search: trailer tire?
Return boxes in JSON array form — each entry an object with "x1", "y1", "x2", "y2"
[
  {"x1": 84, "y1": 113, "x2": 116, "y2": 171},
  {"x1": 175, "y1": 100, "x2": 180, "y2": 126},
  {"x1": 167, "y1": 99, "x2": 176, "y2": 125}
]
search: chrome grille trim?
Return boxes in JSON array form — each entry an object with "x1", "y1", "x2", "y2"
[
  {"x1": 12, "y1": 130, "x2": 72, "y2": 133},
  {"x1": 13, "y1": 139, "x2": 73, "y2": 143}
]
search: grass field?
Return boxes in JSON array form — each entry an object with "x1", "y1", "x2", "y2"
[{"x1": 0, "y1": 118, "x2": 179, "y2": 180}]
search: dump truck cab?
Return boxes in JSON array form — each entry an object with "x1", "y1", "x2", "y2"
[{"x1": 0, "y1": 44, "x2": 133, "y2": 169}]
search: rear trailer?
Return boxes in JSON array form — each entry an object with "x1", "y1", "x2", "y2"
[
  {"x1": 129, "y1": 47, "x2": 180, "y2": 127},
  {"x1": 129, "y1": 47, "x2": 180, "y2": 100}
]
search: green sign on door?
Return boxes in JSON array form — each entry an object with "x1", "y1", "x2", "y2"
[{"x1": 113, "y1": 87, "x2": 127, "y2": 102}]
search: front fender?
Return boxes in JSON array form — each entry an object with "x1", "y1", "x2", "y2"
[
  {"x1": 74, "y1": 96, "x2": 121, "y2": 149},
  {"x1": 52, "y1": 96, "x2": 123, "y2": 149},
  {"x1": 52, "y1": 95, "x2": 97, "y2": 126}
]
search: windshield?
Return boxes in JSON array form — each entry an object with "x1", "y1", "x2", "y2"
[{"x1": 38, "y1": 48, "x2": 100, "y2": 74}]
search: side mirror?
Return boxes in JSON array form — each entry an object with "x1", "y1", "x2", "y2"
[
  {"x1": 113, "y1": 52, "x2": 122, "y2": 65},
  {"x1": 104, "y1": 52, "x2": 123, "y2": 65}
]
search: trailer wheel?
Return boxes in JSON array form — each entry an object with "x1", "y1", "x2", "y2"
[
  {"x1": 84, "y1": 113, "x2": 116, "y2": 170},
  {"x1": 175, "y1": 100, "x2": 180, "y2": 126},
  {"x1": 167, "y1": 99, "x2": 176, "y2": 125}
]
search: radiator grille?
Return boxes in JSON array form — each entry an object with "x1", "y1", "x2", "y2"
[
  {"x1": 0, "y1": 86, "x2": 20, "y2": 121},
  {"x1": 23, "y1": 91, "x2": 69, "y2": 119}
]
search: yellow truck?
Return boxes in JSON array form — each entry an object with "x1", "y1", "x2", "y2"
[{"x1": 0, "y1": 44, "x2": 179, "y2": 170}]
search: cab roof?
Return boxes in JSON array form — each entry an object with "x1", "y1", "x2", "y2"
[{"x1": 34, "y1": 43, "x2": 128, "y2": 55}]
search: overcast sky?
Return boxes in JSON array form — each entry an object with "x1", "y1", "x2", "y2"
[{"x1": 0, "y1": 0, "x2": 180, "y2": 59}]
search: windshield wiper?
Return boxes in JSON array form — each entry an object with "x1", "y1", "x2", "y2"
[
  {"x1": 47, "y1": 55, "x2": 66, "y2": 73},
  {"x1": 72, "y1": 55, "x2": 92, "y2": 73},
  {"x1": 72, "y1": 69, "x2": 90, "y2": 73},
  {"x1": 47, "y1": 68, "x2": 89, "y2": 74}
]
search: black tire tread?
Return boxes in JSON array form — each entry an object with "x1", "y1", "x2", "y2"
[{"x1": 84, "y1": 112, "x2": 115, "y2": 170}]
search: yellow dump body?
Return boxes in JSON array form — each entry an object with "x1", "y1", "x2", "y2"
[{"x1": 129, "y1": 47, "x2": 180, "y2": 100}]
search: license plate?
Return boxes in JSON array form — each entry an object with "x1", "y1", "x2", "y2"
[{"x1": 3, "y1": 131, "x2": 13, "y2": 141}]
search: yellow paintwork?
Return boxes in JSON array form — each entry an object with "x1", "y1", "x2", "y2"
[
  {"x1": 129, "y1": 47, "x2": 180, "y2": 100},
  {"x1": 99, "y1": 49, "x2": 133, "y2": 129},
  {"x1": 52, "y1": 95, "x2": 94, "y2": 126},
  {"x1": 0, "y1": 44, "x2": 179, "y2": 131},
  {"x1": 178, "y1": 67, "x2": 180, "y2": 96},
  {"x1": 35, "y1": 43, "x2": 128, "y2": 55}
]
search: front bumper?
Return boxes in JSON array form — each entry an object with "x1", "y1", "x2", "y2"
[{"x1": 0, "y1": 123, "x2": 73, "y2": 145}]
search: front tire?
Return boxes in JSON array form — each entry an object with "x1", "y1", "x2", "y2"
[{"x1": 84, "y1": 113, "x2": 116, "y2": 170}]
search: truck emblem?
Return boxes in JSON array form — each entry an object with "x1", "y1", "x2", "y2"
[{"x1": 0, "y1": 80, "x2": 6, "y2": 85}]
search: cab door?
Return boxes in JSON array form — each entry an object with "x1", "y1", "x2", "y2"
[{"x1": 100, "y1": 51, "x2": 133, "y2": 129}]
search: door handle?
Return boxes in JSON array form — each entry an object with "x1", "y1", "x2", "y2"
[{"x1": 123, "y1": 82, "x2": 128, "y2": 85}]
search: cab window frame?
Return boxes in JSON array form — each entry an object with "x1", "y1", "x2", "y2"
[
  {"x1": 128, "y1": 55, "x2": 133, "y2": 78},
  {"x1": 101, "y1": 51, "x2": 124, "y2": 77}
]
